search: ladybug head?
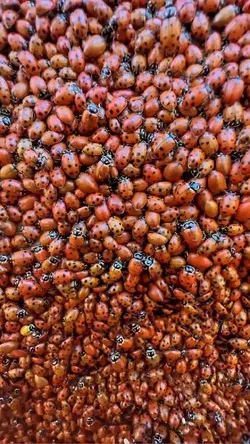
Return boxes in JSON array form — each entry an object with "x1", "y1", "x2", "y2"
[
  {"x1": 49, "y1": 231, "x2": 59, "y2": 240},
  {"x1": 229, "y1": 118, "x2": 243, "y2": 129},
  {"x1": 214, "y1": 411, "x2": 223, "y2": 423},
  {"x1": 41, "y1": 274, "x2": 52, "y2": 283},
  {"x1": 87, "y1": 103, "x2": 98, "y2": 115},
  {"x1": 153, "y1": 435, "x2": 163, "y2": 444},
  {"x1": 116, "y1": 335, "x2": 124, "y2": 344},
  {"x1": 146, "y1": 345, "x2": 157, "y2": 359},
  {"x1": 32, "y1": 329, "x2": 42, "y2": 339},
  {"x1": 189, "y1": 181, "x2": 201, "y2": 192},
  {"x1": 2, "y1": 116, "x2": 11, "y2": 127},
  {"x1": 176, "y1": 220, "x2": 183, "y2": 232},
  {"x1": 182, "y1": 85, "x2": 190, "y2": 94},
  {"x1": 25, "y1": 271, "x2": 32, "y2": 279},
  {"x1": 122, "y1": 54, "x2": 131, "y2": 65},
  {"x1": 98, "y1": 260, "x2": 106, "y2": 268},
  {"x1": 146, "y1": 1, "x2": 156, "y2": 17},
  {"x1": 57, "y1": 0, "x2": 64, "y2": 11},
  {"x1": 78, "y1": 378, "x2": 85, "y2": 389},
  {"x1": 134, "y1": 251, "x2": 145, "y2": 261},
  {"x1": 110, "y1": 350, "x2": 121, "y2": 363},
  {"x1": 14, "y1": 276, "x2": 21, "y2": 286},
  {"x1": 86, "y1": 418, "x2": 94, "y2": 426},
  {"x1": 31, "y1": 244, "x2": 43, "y2": 253},
  {"x1": 17, "y1": 309, "x2": 28, "y2": 319},
  {"x1": 50, "y1": 256, "x2": 60, "y2": 264},
  {"x1": 211, "y1": 232, "x2": 221, "y2": 243},
  {"x1": 72, "y1": 280, "x2": 80, "y2": 289},
  {"x1": 36, "y1": 154, "x2": 47, "y2": 169},
  {"x1": 147, "y1": 132, "x2": 154, "y2": 143},
  {"x1": 176, "y1": 139, "x2": 185, "y2": 148},
  {"x1": 241, "y1": 434, "x2": 250, "y2": 444},
  {"x1": 70, "y1": 83, "x2": 81, "y2": 95},
  {"x1": 143, "y1": 256, "x2": 154, "y2": 268},
  {"x1": 101, "y1": 152, "x2": 113, "y2": 165},
  {"x1": 157, "y1": 121, "x2": 164, "y2": 131},
  {"x1": 122, "y1": 62, "x2": 132, "y2": 73},
  {"x1": 73, "y1": 228, "x2": 82, "y2": 237},
  {"x1": 138, "y1": 311, "x2": 147, "y2": 320},
  {"x1": 184, "y1": 265, "x2": 195, "y2": 274},
  {"x1": 38, "y1": 90, "x2": 48, "y2": 99},
  {"x1": 148, "y1": 64, "x2": 157, "y2": 75},
  {"x1": 131, "y1": 323, "x2": 140, "y2": 333},
  {"x1": 1, "y1": 107, "x2": 12, "y2": 117},
  {"x1": 140, "y1": 128, "x2": 147, "y2": 141},
  {"x1": 177, "y1": 97, "x2": 183, "y2": 106},
  {"x1": 11, "y1": 93, "x2": 18, "y2": 104},
  {"x1": 101, "y1": 66, "x2": 111, "y2": 80},
  {"x1": 113, "y1": 260, "x2": 123, "y2": 270},
  {"x1": 28, "y1": 324, "x2": 36, "y2": 332},
  {"x1": 182, "y1": 220, "x2": 197, "y2": 230},
  {"x1": 202, "y1": 65, "x2": 210, "y2": 76},
  {"x1": 163, "y1": 5, "x2": 176, "y2": 18},
  {"x1": 0, "y1": 255, "x2": 9, "y2": 263}
]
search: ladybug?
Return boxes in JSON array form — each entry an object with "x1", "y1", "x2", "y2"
[
  {"x1": 205, "y1": 32, "x2": 222, "y2": 54},
  {"x1": 128, "y1": 256, "x2": 144, "y2": 276},
  {"x1": 117, "y1": 177, "x2": 134, "y2": 200},
  {"x1": 152, "y1": 133, "x2": 176, "y2": 159},
  {"x1": 220, "y1": 193, "x2": 240, "y2": 216},
  {"x1": 106, "y1": 96, "x2": 127, "y2": 119},
  {"x1": 206, "y1": 68, "x2": 226, "y2": 90},
  {"x1": 241, "y1": 151, "x2": 250, "y2": 176},
  {"x1": 17, "y1": 278, "x2": 43, "y2": 298},
  {"x1": 95, "y1": 152, "x2": 115, "y2": 180},
  {"x1": 182, "y1": 84, "x2": 211, "y2": 109},
  {"x1": 224, "y1": 14, "x2": 248, "y2": 43},
  {"x1": 51, "y1": 200, "x2": 67, "y2": 222},
  {"x1": 174, "y1": 181, "x2": 201, "y2": 205},
  {"x1": 160, "y1": 15, "x2": 181, "y2": 56},
  {"x1": 67, "y1": 47, "x2": 85, "y2": 74},
  {"x1": 122, "y1": 114, "x2": 143, "y2": 133},
  {"x1": 187, "y1": 148, "x2": 205, "y2": 171},
  {"x1": 143, "y1": 164, "x2": 162, "y2": 184},
  {"x1": 0, "y1": 76, "x2": 11, "y2": 106},
  {"x1": 53, "y1": 269, "x2": 75, "y2": 285},
  {"x1": 222, "y1": 78, "x2": 244, "y2": 105},
  {"x1": 18, "y1": 51, "x2": 39, "y2": 77},
  {"x1": 180, "y1": 220, "x2": 203, "y2": 249},
  {"x1": 109, "y1": 351, "x2": 127, "y2": 371},
  {"x1": 1, "y1": 179, "x2": 23, "y2": 196},
  {"x1": 191, "y1": 11, "x2": 209, "y2": 41}
]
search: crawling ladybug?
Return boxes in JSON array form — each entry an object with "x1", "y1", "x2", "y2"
[{"x1": 174, "y1": 182, "x2": 201, "y2": 205}]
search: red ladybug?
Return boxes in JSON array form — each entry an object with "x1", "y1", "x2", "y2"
[
  {"x1": 181, "y1": 220, "x2": 203, "y2": 249},
  {"x1": 182, "y1": 84, "x2": 211, "y2": 109},
  {"x1": 241, "y1": 151, "x2": 250, "y2": 176},
  {"x1": 174, "y1": 181, "x2": 201, "y2": 205},
  {"x1": 61, "y1": 151, "x2": 80, "y2": 178},
  {"x1": 143, "y1": 164, "x2": 162, "y2": 184},
  {"x1": 17, "y1": 278, "x2": 43, "y2": 297}
]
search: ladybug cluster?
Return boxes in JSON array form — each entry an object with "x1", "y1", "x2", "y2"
[{"x1": 1, "y1": 0, "x2": 250, "y2": 442}]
